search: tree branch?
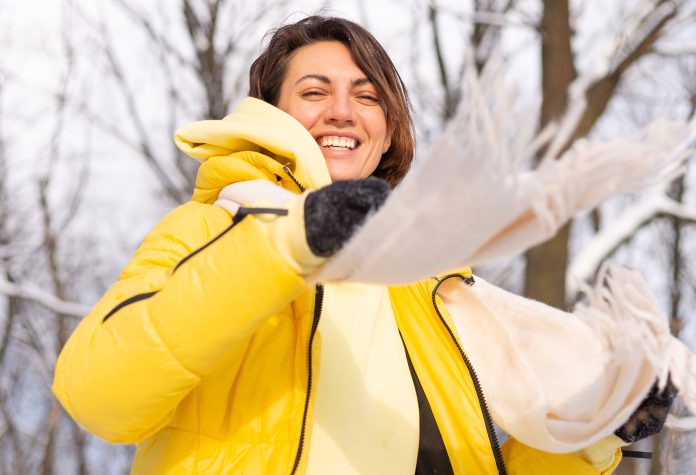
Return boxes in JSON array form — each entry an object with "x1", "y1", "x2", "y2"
[
  {"x1": 539, "y1": 1, "x2": 680, "y2": 189},
  {"x1": 98, "y1": 21, "x2": 189, "y2": 202},
  {"x1": 0, "y1": 277, "x2": 89, "y2": 318},
  {"x1": 568, "y1": 193, "x2": 696, "y2": 292},
  {"x1": 108, "y1": 0, "x2": 195, "y2": 70},
  {"x1": 427, "y1": 0, "x2": 457, "y2": 120},
  {"x1": 0, "y1": 387, "x2": 27, "y2": 475}
]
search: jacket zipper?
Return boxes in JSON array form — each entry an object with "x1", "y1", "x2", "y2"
[
  {"x1": 431, "y1": 274, "x2": 507, "y2": 475},
  {"x1": 284, "y1": 163, "x2": 320, "y2": 475},
  {"x1": 290, "y1": 284, "x2": 324, "y2": 475}
]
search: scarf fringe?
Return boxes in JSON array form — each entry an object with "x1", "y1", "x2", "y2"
[
  {"x1": 315, "y1": 60, "x2": 691, "y2": 285},
  {"x1": 576, "y1": 263, "x2": 696, "y2": 431},
  {"x1": 575, "y1": 263, "x2": 670, "y2": 370},
  {"x1": 533, "y1": 119, "x2": 691, "y2": 236}
]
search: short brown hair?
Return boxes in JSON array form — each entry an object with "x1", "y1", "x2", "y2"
[{"x1": 249, "y1": 16, "x2": 414, "y2": 187}]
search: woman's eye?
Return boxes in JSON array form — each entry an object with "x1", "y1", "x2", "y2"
[
  {"x1": 358, "y1": 94, "x2": 379, "y2": 103},
  {"x1": 301, "y1": 90, "x2": 325, "y2": 98}
]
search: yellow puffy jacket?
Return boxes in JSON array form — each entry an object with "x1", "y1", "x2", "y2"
[{"x1": 53, "y1": 98, "x2": 620, "y2": 474}]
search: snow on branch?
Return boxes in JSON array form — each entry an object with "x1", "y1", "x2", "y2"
[
  {"x1": 654, "y1": 44, "x2": 696, "y2": 57},
  {"x1": 568, "y1": 118, "x2": 696, "y2": 293},
  {"x1": 541, "y1": 1, "x2": 679, "y2": 162},
  {"x1": 0, "y1": 276, "x2": 89, "y2": 318},
  {"x1": 568, "y1": 192, "x2": 696, "y2": 291},
  {"x1": 667, "y1": 414, "x2": 696, "y2": 431},
  {"x1": 609, "y1": 0, "x2": 677, "y2": 70}
]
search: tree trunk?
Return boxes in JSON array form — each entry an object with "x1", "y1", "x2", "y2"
[
  {"x1": 523, "y1": 0, "x2": 575, "y2": 307},
  {"x1": 524, "y1": 0, "x2": 677, "y2": 307},
  {"x1": 525, "y1": 223, "x2": 572, "y2": 308}
]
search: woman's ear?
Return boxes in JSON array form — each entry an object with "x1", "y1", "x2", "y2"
[{"x1": 382, "y1": 139, "x2": 391, "y2": 154}]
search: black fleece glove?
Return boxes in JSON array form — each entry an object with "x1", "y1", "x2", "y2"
[
  {"x1": 304, "y1": 177, "x2": 390, "y2": 257},
  {"x1": 615, "y1": 376, "x2": 677, "y2": 443}
]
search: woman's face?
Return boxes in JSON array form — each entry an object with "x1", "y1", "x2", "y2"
[{"x1": 276, "y1": 41, "x2": 391, "y2": 181}]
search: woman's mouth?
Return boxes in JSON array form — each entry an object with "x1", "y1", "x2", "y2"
[{"x1": 318, "y1": 135, "x2": 359, "y2": 150}]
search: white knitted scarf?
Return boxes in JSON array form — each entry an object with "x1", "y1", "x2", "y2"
[
  {"x1": 438, "y1": 265, "x2": 695, "y2": 452},
  {"x1": 311, "y1": 63, "x2": 696, "y2": 450}
]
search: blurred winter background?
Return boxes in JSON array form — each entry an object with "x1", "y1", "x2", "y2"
[{"x1": 0, "y1": 0, "x2": 695, "y2": 473}]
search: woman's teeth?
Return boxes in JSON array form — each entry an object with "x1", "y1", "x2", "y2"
[{"x1": 319, "y1": 136, "x2": 357, "y2": 150}]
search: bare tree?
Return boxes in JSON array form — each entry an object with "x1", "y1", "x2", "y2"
[
  {"x1": 67, "y1": 0, "x2": 292, "y2": 203},
  {"x1": 0, "y1": 64, "x2": 30, "y2": 475},
  {"x1": 414, "y1": 0, "x2": 694, "y2": 308},
  {"x1": 414, "y1": 2, "x2": 696, "y2": 472},
  {"x1": 654, "y1": 54, "x2": 696, "y2": 475},
  {"x1": 524, "y1": 0, "x2": 685, "y2": 308}
]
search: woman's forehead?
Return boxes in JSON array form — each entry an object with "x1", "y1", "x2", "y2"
[{"x1": 285, "y1": 41, "x2": 369, "y2": 84}]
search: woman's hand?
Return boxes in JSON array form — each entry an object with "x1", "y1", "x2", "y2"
[
  {"x1": 215, "y1": 177, "x2": 390, "y2": 274},
  {"x1": 614, "y1": 376, "x2": 677, "y2": 444},
  {"x1": 303, "y1": 177, "x2": 390, "y2": 256}
]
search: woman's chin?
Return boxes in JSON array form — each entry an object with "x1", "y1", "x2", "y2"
[
  {"x1": 324, "y1": 157, "x2": 377, "y2": 182},
  {"x1": 325, "y1": 160, "x2": 359, "y2": 182}
]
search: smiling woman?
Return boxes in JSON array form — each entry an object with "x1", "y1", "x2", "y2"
[
  {"x1": 53, "y1": 14, "x2": 673, "y2": 475},
  {"x1": 249, "y1": 17, "x2": 414, "y2": 187},
  {"x1": 275, "y1": 41, "x2": 391, "y2": 182}
]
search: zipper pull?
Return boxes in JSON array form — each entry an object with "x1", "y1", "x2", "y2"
[{"x1": 461, "y1": 267, "x2": 475, "y2": 286}]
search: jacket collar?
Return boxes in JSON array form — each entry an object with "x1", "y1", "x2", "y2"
[{"x1": 175, "y1": 97, "x2": 332, "y2": 201}]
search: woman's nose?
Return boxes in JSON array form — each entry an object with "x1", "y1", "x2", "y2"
[{"x1": 325, "y1": 94, "x2": 355, "y2": 125}]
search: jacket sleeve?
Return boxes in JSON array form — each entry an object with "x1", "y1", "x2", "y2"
[
  {"x1": 501, "y1": 437, "x2": 622, "y2": 474},
  {"x1": 53, "y1": 200, "x2": 311, "y2": 444}
]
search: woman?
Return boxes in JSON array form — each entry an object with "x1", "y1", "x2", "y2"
[{"x1": 53, "y1": 16, "x2": 669, "y2": 474}]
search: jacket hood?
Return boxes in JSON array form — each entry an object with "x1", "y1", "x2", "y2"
[{"x1": 175, "y1": 97, "x2": 332, "y2": 203}]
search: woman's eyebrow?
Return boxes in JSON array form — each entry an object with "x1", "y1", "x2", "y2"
[
  {"x1": 294, "y1": 74, "x2": 372, "y2": 86},
  {"x1": 352, "y1": 77, "x2": 371, "y2": 87},
  {"x1": 295, "y1": 74, "x2": 330, "y2": 85}
]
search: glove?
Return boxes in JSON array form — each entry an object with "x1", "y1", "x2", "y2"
[
  {"x1": 215, "y1": 177, "x2": 390, "y2": 273},
  {"x1": 576, "y1": 377, "x2": 676, "y2": 472},
  {"x1": 304, "y1": 177, "x2": 391, "y2": 257},
  {"x1": 614, "y1": 375, "x2": 677, "y2": 444}
]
